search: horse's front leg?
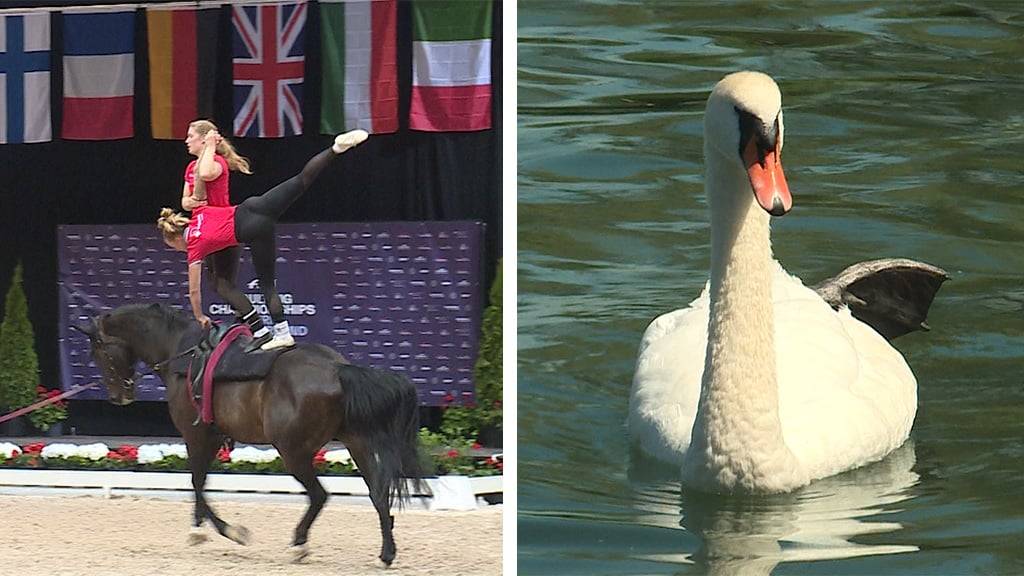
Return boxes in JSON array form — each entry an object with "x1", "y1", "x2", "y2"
[{"x1": 186, "y1": 431, "x2": 250, "y2": 546}]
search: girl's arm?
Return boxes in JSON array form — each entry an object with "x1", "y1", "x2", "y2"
[
  {"x1": 190, "y1": 142, "x2": 212, "y2": 203},
  {"x1": 190, "y1": 172, "x2": 209, "y2": 206},
  {"x1": 195, "y1": 131, "x2": 224, "y2": 182},
  {"x1": 181, "y1": 180, "x2": 206, "y2": 211},
  {"x1": 188, "y1": 262, "x2": 212, "y2": 328}
]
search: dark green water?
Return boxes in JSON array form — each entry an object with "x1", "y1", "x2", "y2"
[{"x1": 517, "y1": 2, "x2": 1024, "y2": 574}]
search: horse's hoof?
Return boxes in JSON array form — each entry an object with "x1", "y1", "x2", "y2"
[
  {"x1": 225, "y1": 524, "x2": 251, "y2": 546},
  {"x1": 187, "y1": 527, "x2": 209, "y2": 546},
  {"x1": 289, "y1": 543, "x2": 309, "y2": 563},
  {"x1": 376, "y1": 556, "x2": 394, "y2": 569}
]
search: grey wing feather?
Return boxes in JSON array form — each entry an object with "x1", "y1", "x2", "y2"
[{"x1": 813, "y1": 258, "x2": 949, "y2": 341}]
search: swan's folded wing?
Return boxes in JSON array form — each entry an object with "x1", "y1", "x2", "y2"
[{"x1": 812, "y1": 258, "x2": 948, "y2": 341}]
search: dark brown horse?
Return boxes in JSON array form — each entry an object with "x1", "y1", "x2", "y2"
[{"x1": 74, "y1": 303, "x2": 424, "y2": 567}]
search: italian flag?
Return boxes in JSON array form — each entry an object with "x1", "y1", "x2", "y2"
[
  {"x1": 320, "y1": 0, "x2": 398, "y2": 134},
  {"x1": 410, "y1": 0, "x2": 492, "y2": 132}
]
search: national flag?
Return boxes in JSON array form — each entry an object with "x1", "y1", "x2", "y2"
[
  {"x1": 0, "y1": 13, "x2": 51, "y2": 144},
  {"x1": 232, "y1": 2, "x2": 307, "y2": 138},
  {"x1": 410, "y1": 0, "x2": 492, "y2": 132},
  {"x1": 62, "y1": 10, "x2": 134, "y2": 140},
  {"x1": 319, "y1": 0, "x2": 398, "y2": 135},
  {"x1": 146, "y1": 7, "x2": 218, "y2": 140}
]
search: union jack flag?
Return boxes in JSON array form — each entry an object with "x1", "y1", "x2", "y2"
[{"x1": 232, "y1": 2, "x2": 307, "y2": 138}]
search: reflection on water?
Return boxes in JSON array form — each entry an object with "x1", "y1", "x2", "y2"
[{"x1": 630, "y1": 443, "x2": 919, "y2": 574}]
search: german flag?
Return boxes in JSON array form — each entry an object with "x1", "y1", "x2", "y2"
[{"x1": 146, "y1": 7, "x2": 218, "y2": 139}]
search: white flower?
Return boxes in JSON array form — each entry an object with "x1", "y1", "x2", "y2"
[
  {"x1": 229, "y1": 446, "x2": 279, "y2": 464},
  {"x1": 0, "y1": 442, "x2": 21, "y2": 459},
  {"x1": 41, "y1": 443, "x2": 82, "y2": 459},
  {"x1": 40, "y1": 443, "x2": 110, "y2": 460},
  {"x1": 324, "y1": 448, "x2": 355, "y2": 468},
  {"x1": 77, "y1": 443, "x2": 112, "y2": 461},
  {"x1": 137, "y1": 443, "x2": 188, "y2": 464}
]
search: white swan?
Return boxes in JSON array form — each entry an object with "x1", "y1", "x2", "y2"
[{"x1": 628, "y1": 71, "x2": 929, "y2": 494}]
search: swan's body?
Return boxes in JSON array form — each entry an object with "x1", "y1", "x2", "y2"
[{"x1": 628, "y1": 71, "x2": 924, "y2": 493}]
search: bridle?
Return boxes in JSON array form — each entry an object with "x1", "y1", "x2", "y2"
[
  {"x1": 91, "y1": 333, "x2": 140, "y2": 396},
  {"x1": 89, "y1": 326, "x2": 200, "y2": 394}
]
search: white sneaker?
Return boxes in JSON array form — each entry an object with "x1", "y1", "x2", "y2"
[
  {"x1": 261, "y1": 333, "x2": 295, "y2": 351},
  {"x1": 332, "y1": 129, "x2": 369, "y2": 154}
]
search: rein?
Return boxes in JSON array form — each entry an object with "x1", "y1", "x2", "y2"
[{"x1": 93, "y1": 334, "x2": 200, "y2": 392}]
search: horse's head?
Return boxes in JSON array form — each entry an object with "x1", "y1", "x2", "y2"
[{"x1": 72, "y1": 314, "x2": 140, "y2": 406}]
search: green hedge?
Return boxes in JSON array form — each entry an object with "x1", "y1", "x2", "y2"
[{"x1": 0, "y1": 262, "x2": 38, "y2": 413}]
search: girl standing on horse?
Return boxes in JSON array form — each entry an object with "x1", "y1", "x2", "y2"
[
  {"x1": 179, "y1": 120, "x2": 275, "y2": 347},
  {"x1": 158, "y1": 129, "x2": 369, "y2": 351}
]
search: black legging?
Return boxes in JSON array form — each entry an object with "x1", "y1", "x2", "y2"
[
  {"x1": 216, "y1": 147, "x2": 337, "y2": 323},
  {"x1": 205, "y1": 246, "x2": 248, "y2": 316}
]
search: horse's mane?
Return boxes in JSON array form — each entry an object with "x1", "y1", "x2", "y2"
[{"x1": 109, "y1": 302, "x2": 191, "y2": 329}]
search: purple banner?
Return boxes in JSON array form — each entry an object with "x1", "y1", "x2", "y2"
[{"x1": 58, "y1": 222, "x2": 485, "y2": 405}]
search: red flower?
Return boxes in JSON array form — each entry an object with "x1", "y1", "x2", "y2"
[
  {"x1": 471, "y1": 442, "x2": 482, "y2": 450},
  {"x1": 22, "y1": 443, "x2": 45, "y2": 455},
  {"x1": 443, "y1": 393, "x2": 455, "y2": 404},
  {"x1": 11, "y1": 450, "x2": 20, "y2": 458},
  {"x1": 446, "y1": 449, "x2": 460, "y2": 459},
  {"x1": 312, "y1": 449, "x2": 327, "y2": 464},
  {"x1": 115, "y1": 445, "x2": 138, "y2": 461},
  {"x1": 106, "y1": 451, "x2": 122, "y2": 460},
  {"x1": 493, "y1": 400, "x2": 502, "y2": 409},
  {"x1": 216, "y1": 447, "x2": 231, "y2": 463}
]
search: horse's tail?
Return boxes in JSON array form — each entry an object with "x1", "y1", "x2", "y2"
[{"x1": 336, "y1": 363, "x2": 427, "y2": 507}]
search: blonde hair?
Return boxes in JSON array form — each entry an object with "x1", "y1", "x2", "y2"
[
  {"x1": 157, "y1": 208, "x2": 189, "y2": 240},
  {"x1": 189, "y1": 119, "x2": 252, "y2": 174}
]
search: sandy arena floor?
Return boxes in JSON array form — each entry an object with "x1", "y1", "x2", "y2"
[{"x1": 0, "y1": 493, "x2": 501, "y2": 575}]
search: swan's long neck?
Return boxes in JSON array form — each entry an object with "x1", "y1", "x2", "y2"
[{"x1": 683, "y1": 151, "x2": 801, "y2": 492}]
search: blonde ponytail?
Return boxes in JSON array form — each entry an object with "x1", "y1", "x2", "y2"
[
  {"x1": 189, "y1": 119, "x2": 253, "y2": 174},
  {"x1": 157, "y1": 208, "x2": 190, "y2": 239}
]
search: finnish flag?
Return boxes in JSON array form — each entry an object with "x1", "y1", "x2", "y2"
[{"x1": 0, "y1": 13, "x2": 51, "y2": 144}]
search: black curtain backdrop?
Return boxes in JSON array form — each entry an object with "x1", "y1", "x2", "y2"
[{"x1": 0, "y1": 0, "x2": 502, "y2": 414}]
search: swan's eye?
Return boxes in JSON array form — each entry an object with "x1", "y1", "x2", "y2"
[{"x1": 735, "y1": 107, "x2": 777, "y2": 164}]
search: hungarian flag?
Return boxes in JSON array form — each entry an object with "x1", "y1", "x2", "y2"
[
  {"x1": 410, "y1": 0, "x2": 492, "y2": 132},
  {"x1": 62, "y1": 10, "x2": 135, "y2": 140},
  {"x1": 319, "y1": 0, "x2": 398, "y2": 135},
  {"x1": 232, "y1": 2, "x2": 307, "y2": 138},
  {"x1": 0, "y1": 12, "x2": 51, "y2": 144},
  {"x1": 146, "y1": 7, "x2": 218, "y2": 140}
]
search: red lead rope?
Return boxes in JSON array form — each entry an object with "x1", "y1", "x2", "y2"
[{"x1": 0, "y1": 382, "x2": 98, "y2": 424}]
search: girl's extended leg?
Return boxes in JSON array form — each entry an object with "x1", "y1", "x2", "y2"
[
  {"x1": 233, "y1": 130, "x2": 367, "y2": 351},
  {"x1": 240, "y1": 130, "x2": 367, "y2": 221}
]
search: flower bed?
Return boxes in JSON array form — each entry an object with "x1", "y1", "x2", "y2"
[{"x1": 0, "y1": 441, "x2": 502, "y2": 477}]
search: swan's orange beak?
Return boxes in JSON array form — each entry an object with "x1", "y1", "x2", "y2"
[{"x1": 743, "y1": 137, "x2": 791, "y2": 216}]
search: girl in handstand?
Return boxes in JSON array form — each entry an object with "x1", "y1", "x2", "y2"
[{"x1": 157, "y1": 129, "x2": 368, "y2": 351}]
